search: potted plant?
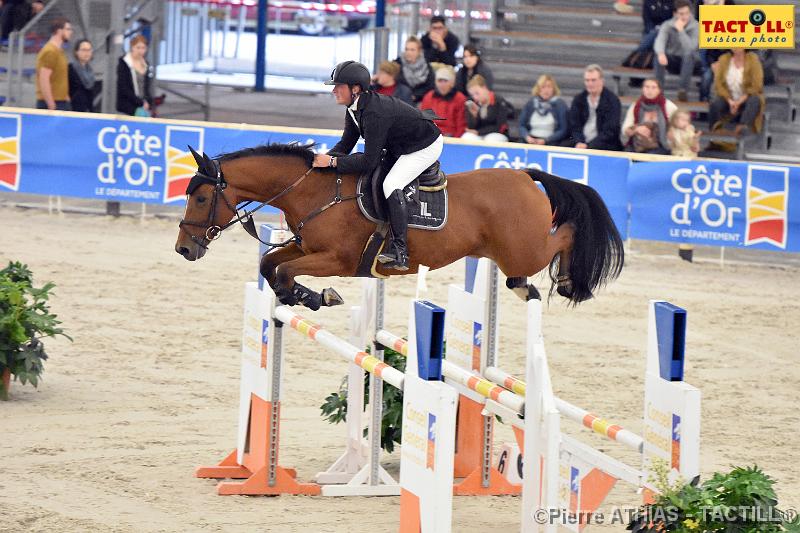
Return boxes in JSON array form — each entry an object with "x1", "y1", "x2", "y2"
[
  {"x1": 0, "y1": 261, "x2": 70, "y2": 400},
  {"x1": 628, "y1": 463, "x2": 800, "y2": 533}
]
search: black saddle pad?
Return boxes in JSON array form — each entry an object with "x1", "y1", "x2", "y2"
[{"x1": 356, "y1": 161, "x2": 448, "y2": 231}]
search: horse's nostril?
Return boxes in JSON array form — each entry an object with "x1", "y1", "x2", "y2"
[{"x1": 177, "y1": 246, "x2": 190, "y2": 257}]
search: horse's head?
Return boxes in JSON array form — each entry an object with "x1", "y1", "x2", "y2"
[{"x1": 174, "y1": 147, "x2": 238, "y2": 261}]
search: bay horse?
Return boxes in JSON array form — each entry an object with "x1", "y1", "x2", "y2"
[{"x1": 174, "y1": 144, "x2": 624, "y2": 310}]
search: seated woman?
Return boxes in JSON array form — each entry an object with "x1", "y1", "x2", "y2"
[
  {"x1": 620, "y1": 77, "x2": 677, "y2": 154},
  {"x1": 371, "y1": 60, "x2": 413, "y2": 105},
  {"x1": 455, "y1": 45, "x2": 494, "y2": 97},
  {"x1": 709, "y1": 48, "x2": 765, "y2": 136},
  {"x1": 461, "y1": 75, "x2": 509, "y2": 143},
  {"x1": 395, "y1": 36, "x2": 435, "y2": 105},
  {"x1": 518, "y1": 74, "x2": 569, "y2": 146}
]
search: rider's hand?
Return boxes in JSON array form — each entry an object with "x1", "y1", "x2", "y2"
[{"x1": 313, "y1": 154, "x2": 333, "y2": 167}]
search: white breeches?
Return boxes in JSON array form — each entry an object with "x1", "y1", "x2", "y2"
[
  {"x1": 382, "y1": 135, "x2": 444, "y2": 198},
  {"x1": 460, "y1": 131, "x2": 509, "y2": 143}
]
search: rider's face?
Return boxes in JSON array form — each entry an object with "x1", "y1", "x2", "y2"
[{"x1": 332, "y1": 83, "x2": 353, "y2": 105}]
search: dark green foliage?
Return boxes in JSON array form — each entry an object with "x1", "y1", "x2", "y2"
[
  {"x1": 320, "y1": 346, "x2": 407, "y2": 453},
  {"x1": 628, "y1": 465, "x2": 798, "y2": 533},
  {"x1": 0, "y1": 262, "x2": 71, "y2": 399}
]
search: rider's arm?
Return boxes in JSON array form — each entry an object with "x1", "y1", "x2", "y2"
[
  {"x1": 328, "y1": 111, "x2": 360, "y2": 156},
  {"x1": 335, "y1": 110, "x2": 389, "y2": 174}
]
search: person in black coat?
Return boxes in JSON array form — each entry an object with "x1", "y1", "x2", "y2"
[
  {"x1": 455, "y1": 44, "x2": 494, "y2": 96},
  {"x1": 420, "y1": 15, "x2": 460, "y2": 66},
  {"x1": 563, "y1": 65, "x2": 623, "y2": 151},
  {"x1": 116, "y1": 34, "x2": 153, "y2": 116},
  {"x1": 68, "y1": 39, "x2": 97, "y2": 112},
  {"x1": 312, "y1": 61, "x2": 443, "y2": 271}
]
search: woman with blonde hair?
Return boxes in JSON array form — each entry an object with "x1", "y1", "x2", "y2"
[
  {"x1": 462, "y1": 75, "x2": 510, "y2": 143},
  {"x1": 518, "y1": 74, "x2": 568, "y2": 145},
  {"x1": 394, "y1": 36, "x2": 435, "y2": 104}
]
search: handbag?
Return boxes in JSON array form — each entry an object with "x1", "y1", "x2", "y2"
[{"x1": 134, "y1": 106, "x2": 150, "y2": 117}]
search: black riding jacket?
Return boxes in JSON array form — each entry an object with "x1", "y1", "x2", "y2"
[{"x1": 328, "y1": 91, "x2": 441, "y2": 175}]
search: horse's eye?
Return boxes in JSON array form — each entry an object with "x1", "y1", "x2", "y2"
[{"x1": 196, "y1": 196, "x2": 207, "y2": 204}]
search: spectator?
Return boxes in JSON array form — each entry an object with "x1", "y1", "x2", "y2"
[
  {"x1": 395, "y1": 36, "x2": 435, "y2": 104},
  {"x1": 621, "y1": 78, "x2": 677, "y2": 154},
  {"x1": 668, "y1": 110, "x2": 701, "y2": 157},
  {"x1": 563, "y1": 64, "x2": 622, "y2": 151},
  {"x1": 697, "y1": 0, "x2": 735, "y2": 101},
  {"x1": 709, "y1": 48, "x2": 765, "y2": 136},
  {"x1": 420, "y1": 66, "x2": 467, "y2": 138},
  {"x1": 0, "y1": 0, "x2": 44, "y2": 40},
  {"x1": 621, "y1": 0, "x2": 673, "y2": 87},
  {"x1": 420, "y1": 15, "x2": 460, "y2": 67},
  {"x1": 371, "y1": 60, "x2": 413, "y2": 105},
  {"x1": 455, "y1": 44, "x2": 493, "y2": 96},
  {"x1": 462, "y1": 75, "x2": 508, "y2": 143},
  {"x1": 518, "y1": 74, "x2": 569, "y2": 146},
  {"x1": 35, "y1": 17, "x2": 72, "y2": 111},
  {"x1": 117, "y1": 34, "x2": 154, "y2": 116},
  {"x1": 68, "y1": 39, "x2": 97, "y2": 113},
  {"x1": 653, "y1": 0, "x2": 699, "y2": 101}
]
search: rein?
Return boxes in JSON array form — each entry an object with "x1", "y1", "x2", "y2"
[{"x1": 179, "y1": 158, "x2": 360, "y2": 251}]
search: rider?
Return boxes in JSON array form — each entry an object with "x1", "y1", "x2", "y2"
[{"x1": 313, "y1": 60, "x2": 444, "y2": 271}]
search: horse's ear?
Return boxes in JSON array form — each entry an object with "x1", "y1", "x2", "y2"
[
  {"x1": 188, "y1": 146, "x2": 204, "y2": 168},
  {"x1": 202, "y1": 152, "x2": 214, "y2": 170}
]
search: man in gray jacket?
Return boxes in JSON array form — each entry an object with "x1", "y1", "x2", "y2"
[{"x1": 653, "y1": 0, "x2": 698, "y2": 101}]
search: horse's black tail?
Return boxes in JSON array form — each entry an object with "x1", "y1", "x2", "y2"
[{"x1": 526, "y1": 168, "x2": 625, "y2": 305}]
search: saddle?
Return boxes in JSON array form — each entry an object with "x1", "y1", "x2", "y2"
[
  {"x1": 356, "y1": 159, "x2": 448, "y2": 230},
  {"x1": 354, "y1": 155, "x2": 449, "y2": 278}
]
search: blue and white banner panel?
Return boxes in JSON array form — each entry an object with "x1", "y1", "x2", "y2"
[
  {"x1": 0, "y1": 109, "x2": 629, "y2": 235},
  {"x1": 629, "y1": 160, "x2": 800, "y2": 252}
]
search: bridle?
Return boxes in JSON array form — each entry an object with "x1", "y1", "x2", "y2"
[{"x1": 178, "y1": 158, "x2": 313, "y2": 251}]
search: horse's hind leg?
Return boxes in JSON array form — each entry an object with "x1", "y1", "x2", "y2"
[{"x1": 505, "y1": 277, "x2": 541, "y2": 301}]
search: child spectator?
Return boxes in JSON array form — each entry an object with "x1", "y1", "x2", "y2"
[
  {"x1": 668, "y1": 110, "x2": 701, "y2": 157},
  {"x1": 371, "y1": 60, "x2": 413, "y2": 105}
]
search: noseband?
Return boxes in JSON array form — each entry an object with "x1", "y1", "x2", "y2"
[{"x1": 178, "y1": 158, "x2": 313, "y2": 250}]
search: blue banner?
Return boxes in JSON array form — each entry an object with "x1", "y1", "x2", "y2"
[
  {"x1": 0, "y1": 108, "x2": 630, "y2": 236},
  {"x1": 629, "y1": 160, "x2": 800, "y2": 252},
  {"x1": 4, "y1": 108, "x2": 800, "y2": 252}
]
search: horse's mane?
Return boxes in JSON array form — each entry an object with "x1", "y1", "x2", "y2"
[{"x1": 217, "y1": 143, "x2": 317, "y2": 168}]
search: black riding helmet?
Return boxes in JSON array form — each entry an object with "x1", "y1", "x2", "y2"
[{"x1": 325, "y1": 60, "x2": 371, "y2": 91}]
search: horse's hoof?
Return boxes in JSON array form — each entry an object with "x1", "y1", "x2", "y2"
[
  {"x1": 556, "y1": 284, "x2": 572, "y2": 299},
  {"x1": 322, "y1": 287, "x2": 344, "y2": 306},
  {"x1": 527, "y1": 285, "x2": 541, "y2": 301}
]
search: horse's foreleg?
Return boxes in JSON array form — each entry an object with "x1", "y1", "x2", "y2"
[
  {"x1": 260, "y1": 243, "x2": 304, "y2": 295},
  {"x1": 273, "y1": 252, "x2": 348, "y2": 311}
]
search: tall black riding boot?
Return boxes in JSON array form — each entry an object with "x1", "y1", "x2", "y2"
[{"x1": 377, "y1": 189, "x2": 409, "y2": 271}]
